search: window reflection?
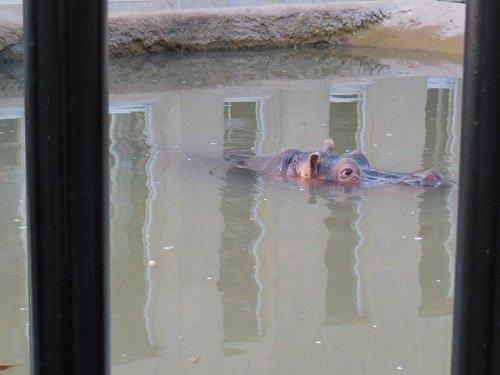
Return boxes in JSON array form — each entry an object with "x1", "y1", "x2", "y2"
[
  {"x1": 223, "y1": 97, "x2": 265, "y2": 157},
  {"x1": 325, "y1": 84, "x2": 369, "y2": 325},
  {"x1": 416, "y1": 77, "x2": 459, "y2": 317},
  {"x1": 0, "y1": 113, "x2": 28, "y2": 368},
  {"x1": 324, "y1": 200, "x2": 369, "y2": 325},
  {"x1": 218, "y1": 98, "x2": 266, "y2": 353},
  {"x1": 329, "y1": 83, "x2": 368, "y2": 152},
  {"x1": 424, "y1": 77, "x2": 459, "y2": 172},
  {"x1": 109, "y1": 104, "x2": 159, "y2": 361}
]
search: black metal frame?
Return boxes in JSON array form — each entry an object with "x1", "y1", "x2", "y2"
[
  {"x1": 24, "y1": 0, "x2": 109, "y2": 374},
  {"x1": 452, "y1": 1, "x2": 500, "y2": 374}
]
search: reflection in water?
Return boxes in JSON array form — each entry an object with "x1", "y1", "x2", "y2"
[
  {"x1": 417, "y1": 78, "x2": 459, "y2": 316},
  {"x1": 218, "y1": 100, "x2": 264, "y2": 354},
  {"x1": 329, "y1": 83, "x2": 368, "y2": 153},
  {"x1": 424, "y1": 77, "x2": 460, "y2": 175},
  {"x1": 218, "y1": 169, "x2": 261, "y2": 352},
  {"x1": 324, "y1": 199, "x2": 369, "y2": 325},
  {"x1": 326, "y1": 83, "x2": 369, "y2": 326},
  {"x1": 223, "y1": 98, "x2": 265, "y2": 158},
  {"x1": 109, "y1": 108, "x2": 158, "y2": 362},
  {"x1": 0, "y1": 69, "x2": 461, "y2": 374},
  {"x1": 0, "y1": 117, "x2": 28, "y2": 373},
  {"x1": 417, "y1": 189, "x2": 454, "y2": 316}
]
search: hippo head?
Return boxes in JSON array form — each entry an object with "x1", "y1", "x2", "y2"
[
  {"x1": 294, "y1": 150, "x2": 443, "y2": 189},
  {"x1": 293, "y1": 152, "x2": 362, "y2": 185},
  {"x1": 235, "y1": 139, "x2": 444, "y2": 189}
]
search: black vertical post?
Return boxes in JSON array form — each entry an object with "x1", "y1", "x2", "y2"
[
  {"x1": 24, "y1": 0, "x2": 109, "y2": 374},
  {"x1": 452, "y1": 1, "x2": 500, "y2": 374}
]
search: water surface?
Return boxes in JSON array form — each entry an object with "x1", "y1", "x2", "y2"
[{"x1": 0, "y1": 48, "x2": 461, "y2": 375}]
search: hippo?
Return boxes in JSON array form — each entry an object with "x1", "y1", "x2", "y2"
[{"x1": 236, "y1": 139, "x2": 443, "y2": 188}]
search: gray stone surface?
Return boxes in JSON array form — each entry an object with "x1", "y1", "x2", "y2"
[
  {"x1": 0, "y1": 22, "x2": 22, "y2": 61},
  {"x1": 108, "y1": 5, "x2": 388, "y2": 55},
  {"x1": 0, "y1": 1, "x2": 465, "y2": 62}
]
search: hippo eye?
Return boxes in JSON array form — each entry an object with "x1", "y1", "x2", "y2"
[{"x1": 342, "y1": 168, "x2": 353, "y2": 176}]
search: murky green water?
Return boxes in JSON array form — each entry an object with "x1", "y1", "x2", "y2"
[{"x1": 0, "y1": 48, "x2": 461, "y2": 375}]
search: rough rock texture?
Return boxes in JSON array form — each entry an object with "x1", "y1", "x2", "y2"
[
  {"x1": 0, "y1": 22, "x2": 23, "y2": 62},
  {"x1": 0, "y1": 1, "x2": 465, "y2": 62},
  {"x1": 108, "y1": 5, "x2": 388, "y2": 55},
  {"x1": 348, "y1": 0, "x2": 465, "y2": 55}
]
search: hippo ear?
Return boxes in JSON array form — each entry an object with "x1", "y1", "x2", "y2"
[
  {"x1": 307, "y1": 152, "x2": 320, "y2": 177},
  {"x1": 322, "y1": 138, "x2": 335, "y2": 153}
]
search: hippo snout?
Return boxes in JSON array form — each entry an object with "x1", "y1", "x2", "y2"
[{"x1": 402, "y1": 169, "x2": 443, "y2": 188}]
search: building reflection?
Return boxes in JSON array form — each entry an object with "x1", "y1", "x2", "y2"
[
  {"x1": 324, "y1": 199, "x2": 369, "y2": 325},
  {"x1": 0, "y1": 114, "x2": 28, "y2": 372},
  {"x1": 109, "y1": 106, "x2": 158, "y2": 362},
  {"x1": 323, "y1": 77, "x2": 459, "y2": 325},
  {"x1": 218, "y1": 99, "x2": 265, "y2": 353},
  {"x1": 325, "y1": 83, "x2": 369, "y2": 325},
  {"x1": 424, "y1": 77, "x2": 460, "y2": 174},
  {"x1": 329, "y1": 82, "x2": 368, "y2": 152},
  {"x1": 320, "y1": 76, "x2": 459, "y2": 374},
  {"x1": 417, "y1": 77, "x2": 460, "y2": 316},
  {"x1": 417, "y1": 188, "x2": 455, "y2": 316},
  {"x1": 0, "y1": 72, "x2": 462, "y2": 374}
]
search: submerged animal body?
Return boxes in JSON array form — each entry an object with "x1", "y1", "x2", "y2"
[{"x1": 237, "y1": 139, "x2": 443, "y2": 188}]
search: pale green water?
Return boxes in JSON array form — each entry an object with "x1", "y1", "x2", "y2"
[{"x1": 0, "y1": 48, "x2": 461, "y2": 375}]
